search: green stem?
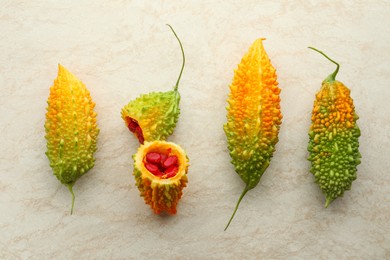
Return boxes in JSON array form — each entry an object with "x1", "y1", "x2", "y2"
[
  {"x1": 166, "y1": 24, "x2": 185, "y2": 92},
  {"x1": 67, "y1": 184, "x2": 75, "y2": 215},
  {"x1": 308, "y1": 47, "x2": 340, "y2": 82},
  {"x1": 224, "y1": 185, "x2": 250, "y2": 231}
]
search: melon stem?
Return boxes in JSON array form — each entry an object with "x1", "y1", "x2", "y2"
[
  {"x1": 308, "y1": 47, "x2": 340, "y2": 82},
  {"x1": 224, "y1": 185, "x2": 250, "y2": 231},
  {"x1": 166, "y1": 24, "x2": 185, "y2": 92},
  {"x1": 67, "y1": 184, "x2": 75, "y2": 215}
]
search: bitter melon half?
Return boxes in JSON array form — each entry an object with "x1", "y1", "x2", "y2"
[
  {"x1": 224, "y1": 38, "x2": 282, "y2": 230},
  {"x1": 45, "y1": 64, "x2": 99, "y2": 214},
  {"x1": 133, "y1": 141, "x2": 189, "y2": 214},
  {"x1": 307, "y1": 47, "x2": 361, "y2": 207},
  {"x1": 121, "y1": 24, "x2": 185, "y2": 143}
]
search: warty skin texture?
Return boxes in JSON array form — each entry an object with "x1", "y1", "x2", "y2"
[
  {"x1": 45, "y1": 64, "x2": 99, "y2": 214},
  {"x1": 224, "y1": 38, "x2": 282, "y2": 230},
  {"x1": 307, "y1": 47, "x2": 361, "y2": 207}
]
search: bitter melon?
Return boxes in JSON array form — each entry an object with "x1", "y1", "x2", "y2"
[
  {"x1": 45, "y1": 64, "x2": 99, "y2": 214},
  {"x1": 121, "y1": 24, "x2": 184, "y2": 143},
  {"x1": 133, "y1": 141, "x2": 189, "y2": 214},
  {"x1": 224, "y1": 38, "x2": 282, "y2": 230},
  {"x1": 307, "y1": 47, "x2": 361, "y2": 207}
]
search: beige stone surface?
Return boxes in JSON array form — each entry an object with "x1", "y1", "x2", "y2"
[{"x1": 0, "y1": 0, "x2": 389, "y2": 259}]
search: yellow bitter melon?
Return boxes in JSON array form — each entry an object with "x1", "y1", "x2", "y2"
[
  {"x1": 45, "y1": 64, "x2": 99, "y2": 214},
  {"x1": 307, "y1": 47, "x2": 361, "y2": 207},
  {"x1": 224, "y1": 39, "x2": 282, "y2": 230}
]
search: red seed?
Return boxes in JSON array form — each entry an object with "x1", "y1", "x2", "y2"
[
  {"x1": 127, "y1": 118, "x2": 139, "y2": 132},
  {"x1": 145, "y1": 163, "x2": 162, "y2": 176},
  {"x1": 160, "y1": 153, "x2": 168, "y2": 164},
  {"x1": 135, "y1": 126, "x2": 144, "y2": 144},
  {"x1": 146, "y1": 152, "x2": 161, "y2": 164},
  {"x1": 165, "y1": 165, "x2": 178, "y2": 178},
  {"x1": 126, "y1": 117, "x2": 145, "y2": 144},
  {"x1": 163, "y1": 156, "x2": 178, "y2": 168}
]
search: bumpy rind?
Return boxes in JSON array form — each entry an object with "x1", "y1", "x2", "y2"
[
  {"x1": 224, "y1": 38, "x2": 282, "y2": 190},
  {"x1": 45, "y1": 64, "x2": 99, "y2": 185},
  {"x1": 133, "y1": 141, "x2": 189, "y2": 214},
  {"x1": 121, "y1": 90, "x2": 180, "y2": 142},
  {"x1": 308, "y1": 80, "x2": 361, "y2": 207}
]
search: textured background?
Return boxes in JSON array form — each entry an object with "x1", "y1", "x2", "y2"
[{"x1": 1, "y1": 0, "x2": 389, "y2": 259}]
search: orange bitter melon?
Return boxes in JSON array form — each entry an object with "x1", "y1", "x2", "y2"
[
  {"x1": 307, "y1": 47, "x2": 361, "y2": 207},
  {"x1": 224, "y1": 38, "x2": 282, "y2": 230}
]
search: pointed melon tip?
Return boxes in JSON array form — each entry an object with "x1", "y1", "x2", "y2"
[{"x1": 325, "y1": 197, "x2": 333, "y2": 208}]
